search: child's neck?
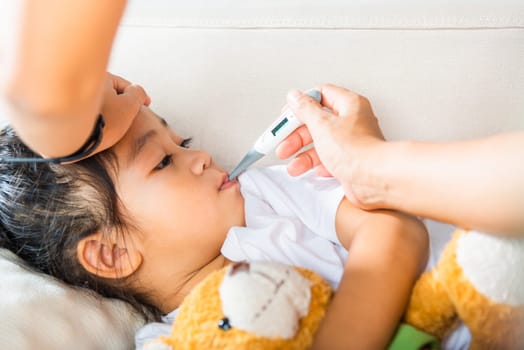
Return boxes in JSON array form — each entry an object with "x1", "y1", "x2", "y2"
[{"x1": 160, "y1": 254, "x2": 232, "y2": 314}]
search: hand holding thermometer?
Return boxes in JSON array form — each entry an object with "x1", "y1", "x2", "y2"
[{"x1": 228, "y1": 90, "x2": 321, "y2": 180}]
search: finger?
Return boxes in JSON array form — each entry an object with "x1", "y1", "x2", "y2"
[
  {"x1": 111, "y1": 74, "x2": 132, "y2": 93},
  {"x1": 121, "y1": 84, "x2": 149, "y2": 110},
  {"x1": 315, "y1": 164, "x2": 333, "y2": 177},
  {"x1": 126, "y1": 83, "x2": 151, "y2": 106},
  {"x1": 286, "y1": 148, "x2": 322, "y2": 176},
  {"x1": 111, "y1": 74, "x2": 151, "y2": 105},
  {"x1": 275, "y1": 125, "x2": 313, "y2": 159},
  {"x1": 286, "y1": 90, "x2": 335, "y2": 147},
  {"x1": 317, "y1": 84, "x2": 363, "y2": 116},
  {"x1": 287, "y1": 89, "x2": 325, "y2": 125}
]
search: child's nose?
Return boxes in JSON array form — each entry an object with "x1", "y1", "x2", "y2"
[{"x1": 190, "y1": 150, "x2": 212, "y2": 175}]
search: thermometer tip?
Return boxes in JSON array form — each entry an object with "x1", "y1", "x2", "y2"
[{"x1": 228, "y1": 149, "x2": 264, "y2": 181}]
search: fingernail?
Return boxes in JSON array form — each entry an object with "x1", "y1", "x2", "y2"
[{"x1": 287, "y1": 90, "x2": 303, "y2": 106}]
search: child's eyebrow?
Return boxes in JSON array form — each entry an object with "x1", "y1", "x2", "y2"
[
  {"x1": 128, "y1": 129, "x2": 158, "y2": 164},
  {"x1": 151, "y1": 112, "x2": 168, "y2": 127},
  {"x1": 127, "y1": 116, "x2": 170, "y2": 164}
]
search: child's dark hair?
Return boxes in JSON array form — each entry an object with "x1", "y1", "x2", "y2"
[{"x1": 0, "y1": 126, "x2": 162, "y2": 321}]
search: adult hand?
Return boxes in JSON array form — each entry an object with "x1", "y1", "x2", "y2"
[
  {"x1": 276, "y1": 84, "x2": 385, "y2": 207},
  {"x1": 94, "y1": 72, "x2": 151, "y2": 155},
  {"x1": 278, "y1": 84, "x2": 524, "y2": 235},
  {"x1": 3, "y1": 0, "x2": 130, "y2": 159}
]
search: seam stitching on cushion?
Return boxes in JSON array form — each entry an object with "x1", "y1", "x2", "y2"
[{"x1": 120, "y1": 16, "x2": 524, "y2": 30}]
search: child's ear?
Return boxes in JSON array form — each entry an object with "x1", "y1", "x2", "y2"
[{"x1": 77, "y1": 231, "x2": 142, "y2": 279}]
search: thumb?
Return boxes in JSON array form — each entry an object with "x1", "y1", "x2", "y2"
[
  {"x1": 287, "y1": 89, "x2": 332, "y2": 142},
  {"x1": 287, "y1": 89, "x2": 325, "y2": 126}
]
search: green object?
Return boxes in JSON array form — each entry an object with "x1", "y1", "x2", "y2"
[{"x1": 388, "y1": 323, "x2": 440, "y2": 350}]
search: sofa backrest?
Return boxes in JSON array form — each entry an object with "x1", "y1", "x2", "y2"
[{"x1": 109, "y1": 0, "x2": 524, "y2": 170}]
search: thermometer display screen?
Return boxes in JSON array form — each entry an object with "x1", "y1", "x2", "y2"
[{"x1": 271, "y1": 117, "x2": 288, "y2": 136}]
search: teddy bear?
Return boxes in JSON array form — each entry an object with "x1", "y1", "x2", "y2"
[
  {"x1": 143, "y1": 261, "x2": 332, "y2": 350},
  {"x1": 143, "y1": 260, "x2": 441, "y2": 350},
  {"x1": 405, "y1": 229, "x2": 524, "y2": 349}
]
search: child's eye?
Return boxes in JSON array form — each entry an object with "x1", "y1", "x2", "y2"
[
  {"x1": 155, "y1": 155, "x2": 173, "y2": 171},
  {"x1": 180, "y1": 137, "x2": 192, "y2": 149}
]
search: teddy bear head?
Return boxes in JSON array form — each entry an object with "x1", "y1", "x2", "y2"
[{"x1": 146, "y1": 261, "x2": 332, "y2": 350}]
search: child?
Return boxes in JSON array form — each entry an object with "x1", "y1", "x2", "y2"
[{"x1": 0, "y1": 105, "x2": 428, "y2": 349}]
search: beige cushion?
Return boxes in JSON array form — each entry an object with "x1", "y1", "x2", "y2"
[{"x1": 0, "y1": 249, "x2": 142, "y2": 349}]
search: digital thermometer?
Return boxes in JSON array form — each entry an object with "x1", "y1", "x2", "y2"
[{"x1": 228, "y1": 90, "x2": 321, "y2": 180}]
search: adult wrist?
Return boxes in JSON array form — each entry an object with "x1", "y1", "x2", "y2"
[
  {"x1": 367, "y1": 140, "x2": 421, "y2": 212},
  {"x1": 347, "y1": 140, "x2": 397, "y2": 210},
  {"x1": 0, "y1": 113, "x2": 105, "y2": 164}
]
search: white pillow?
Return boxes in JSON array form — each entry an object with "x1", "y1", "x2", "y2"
[{"x1": 0, "y1": 248, "x2": 144, "y2": 350}]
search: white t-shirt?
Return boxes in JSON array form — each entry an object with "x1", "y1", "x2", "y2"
[{"x1": 221, "y1": 165, "x2": 347, "y2": 289}]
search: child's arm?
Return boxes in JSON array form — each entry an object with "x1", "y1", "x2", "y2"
[{"x1": 312, "y1": 199, "x2": 429, "y2": 349}]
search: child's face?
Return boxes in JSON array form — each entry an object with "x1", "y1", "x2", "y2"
[{"x1": 110, "y1": 107, "x2": 245, "y2": 309}]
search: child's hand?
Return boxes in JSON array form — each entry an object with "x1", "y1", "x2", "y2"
[{"x1": 95, "y1": 72, "x2": 151, "y2": 155}]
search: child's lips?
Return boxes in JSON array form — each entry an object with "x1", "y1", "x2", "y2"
[{"x1": 220, "y1": 177, "x2": 237, "y2": 191}]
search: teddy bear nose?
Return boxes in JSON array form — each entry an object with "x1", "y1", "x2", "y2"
[{"x1": 229, "y1": 261, "x2": 250, "y2": 275}]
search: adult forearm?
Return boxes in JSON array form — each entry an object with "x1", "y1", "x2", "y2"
[
  {"x1": 4, "y1": 0, "x2": 126, "y2": 157},
  {"x1": 370, "y1": 132, "x2": 524, "y2": 235}
]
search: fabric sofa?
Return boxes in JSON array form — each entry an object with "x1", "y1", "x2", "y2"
[{"x1": 0, "y1": 0, "x2": 523, "y2": 348}]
